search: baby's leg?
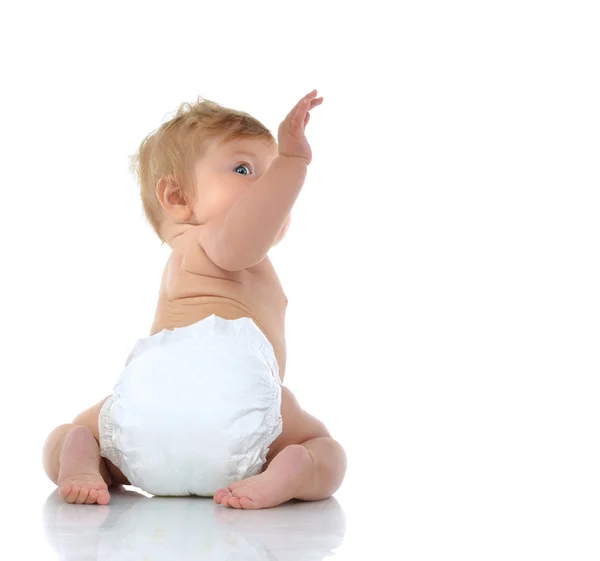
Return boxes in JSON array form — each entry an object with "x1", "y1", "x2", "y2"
[
  {"x1": 42, "y1": 397, "x2": 128, "y2": 504},
  {"x1": 214, "y1": 386, "x2": 347, "y2": 509}
]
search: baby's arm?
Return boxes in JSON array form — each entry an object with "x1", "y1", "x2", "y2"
[
  {"x1": 200, "y1": 90, "x2": 322, "y2": 271},
  {"x1": 216, "y1": 155, "x2": 307, "y2": 270}
]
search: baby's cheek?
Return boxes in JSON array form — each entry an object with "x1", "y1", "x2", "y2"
[
  {"x1": 272, "y1": 217, "x2": 290, "y2": 247},
  {"x1": 279, "y1": 216, "x2": 291, "y2": 239}
]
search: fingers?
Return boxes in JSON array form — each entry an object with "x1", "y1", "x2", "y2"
[
  {"x1": 289, "y1": 92, "x2": 323, "y2": 134},
  {"x1": 290, "y1": 102, "x2": 307, "y2": 133},
  {"x1": 286, "y1": 90, "x2": 317, "y2": 119},
  {"x1": 285, "y1": 90, "x2": 322, "y2": 125},
  {"x1": 303, "y1": 100, "x2": 322, "y2": 126}
]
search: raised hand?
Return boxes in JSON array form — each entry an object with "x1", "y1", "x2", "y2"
[{"x1": 277, "y1": 89, "x2": 323, "y2": 165}]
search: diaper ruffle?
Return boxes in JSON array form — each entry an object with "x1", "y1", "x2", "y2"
[{"x1": 124, "y1": 314, "x2": 279, "y2": 380}]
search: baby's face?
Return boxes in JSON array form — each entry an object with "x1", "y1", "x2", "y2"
[{"x1": 191, "y1": 136, "x2": 279, "y2": 224}]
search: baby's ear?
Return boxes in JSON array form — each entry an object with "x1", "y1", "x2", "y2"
[{"x1": 156, "y1": 176, "x2": 192, "y2": 219}]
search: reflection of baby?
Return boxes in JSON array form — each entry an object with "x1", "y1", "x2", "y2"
[
  {"x1": 42, "y1": 487, "x2": 346, "y2": 560},
  {"x1": 42, "y1": 90, "x2": 347, "y2": 509}
]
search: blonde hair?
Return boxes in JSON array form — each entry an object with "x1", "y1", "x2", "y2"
[{"x1": 129, "y1": 97, "x2": 275, "y2": 243}]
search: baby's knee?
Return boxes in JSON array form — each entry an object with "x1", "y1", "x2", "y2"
[
  {"x1": 278, "y1": 386, "x2": 330, "y2": 446},
  {"x1": 72, "y1": 396, "x2": 111, "y2": 441}
]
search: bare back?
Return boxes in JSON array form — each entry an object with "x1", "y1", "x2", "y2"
[{"x1": 150, "y1": 227, "x2": 288, "y2": 379}]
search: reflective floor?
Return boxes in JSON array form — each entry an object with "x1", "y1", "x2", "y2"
[
  {"x1": 40, "y1": 486, "x2": 348, "y2": 560},
  {"x1": 11, "y1": 473, "x2": 597, "y2": 560}
]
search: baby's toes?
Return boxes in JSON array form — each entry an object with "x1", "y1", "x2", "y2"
[
  {"x1": 85, "y1": 489, "x2": 99, "y2": 504},
  {"x1": 74, "y1": 487, "x2": 90, "y2": 504},
  {"x1": 227, "y1": 496, "x2": 242, "y2": 509},
  {"x1": 97, "y1": 490, "x2": 110, "y2": 505},
  {"x1": 239, "y1": 496, "x2": 259, "y2": 510},
  {"x1": 220, "y1": 494, "x2": 232, "y2": 507},
  {"x1": 213, "y1": 488, "x2": 230, "y2": 504},
  {"x1": 64, "y1": 485, "x2": 82, "y2": 504},
  {"x1": 58, "y1": 484, "x2": 73, "y2": 501}
]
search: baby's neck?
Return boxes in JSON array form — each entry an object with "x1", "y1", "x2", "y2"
[{"x1": 162, "y1": 222, "x2": 197, "y2": 248}]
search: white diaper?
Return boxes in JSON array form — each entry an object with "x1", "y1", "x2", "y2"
[{"x1": 98, "y1": 314, "x2": 283, "y2": 497}]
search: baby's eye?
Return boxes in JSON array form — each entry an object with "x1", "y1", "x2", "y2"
[{"x1": 234, "y1": 164, "x2": 251, "y2": 175}]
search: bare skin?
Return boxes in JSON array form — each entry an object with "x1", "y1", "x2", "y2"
[
  {"x1": 151, "y1": 232, "x2": 290, "y2": 380},
  {"x1": 42, "y1": 90, "x2": 347, "y2": 508},
  {"x1": 56, "y1": 426, "x2": 110, "y2": 505}
]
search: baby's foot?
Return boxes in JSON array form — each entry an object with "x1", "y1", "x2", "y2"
[
  {"x1": 214, "y1": 445, "x2": 313, "y2": 509},
  {"x1": 57, "y1": 425, "x2": 110, "y2": 505}
]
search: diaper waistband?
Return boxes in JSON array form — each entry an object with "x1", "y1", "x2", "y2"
[{"x1": 125, "y1": 315, "x2": 278, "y2": 375}]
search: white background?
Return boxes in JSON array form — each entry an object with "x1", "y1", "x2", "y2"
[{"x1": 0, "y1": 0, "x2": 598, "y2": 558}]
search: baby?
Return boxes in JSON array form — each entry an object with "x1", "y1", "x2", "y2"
[{"x1": 42, "y1": 90, "x2": 347, "y2": 509}]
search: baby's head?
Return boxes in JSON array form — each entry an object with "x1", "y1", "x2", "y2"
[{"x1": 130, "y1": 98, "x2": 289, "y2": 247}]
